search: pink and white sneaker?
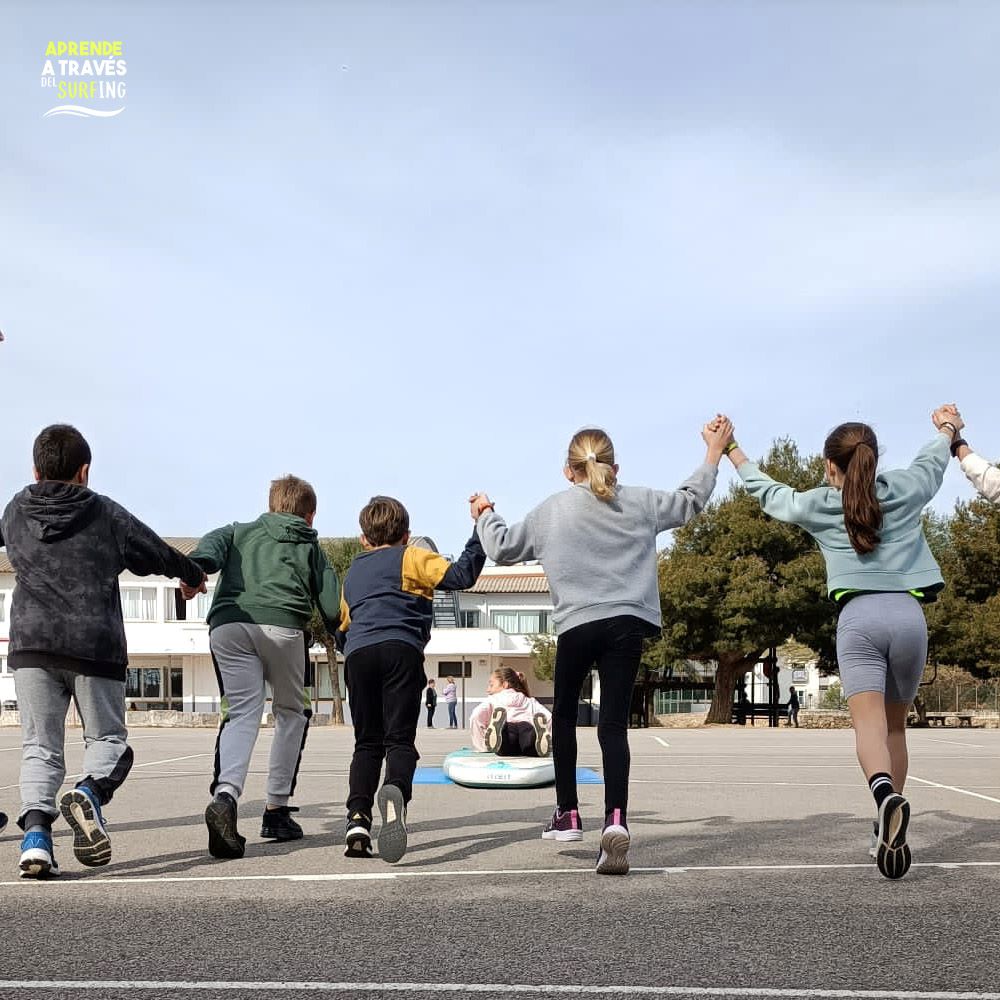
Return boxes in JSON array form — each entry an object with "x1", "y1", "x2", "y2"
[{"x1": 541, "y1": 807, "x2": 583, "y2": 842}]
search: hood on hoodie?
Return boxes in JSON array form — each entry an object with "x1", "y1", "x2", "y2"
[
  {"x1": 16, "y1": 482, "x2": 101, "y2": 542},
  {"x1": 259, "y1": 511, "x2": 318, "y2": 543}
]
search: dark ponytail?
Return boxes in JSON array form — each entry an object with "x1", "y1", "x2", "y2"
[
  {"x1": 492, "y1": 666, "x2": 532, "y2": 697},
  {"x1": 824, "y1": 423, "x2": 882, "y2": 555}
]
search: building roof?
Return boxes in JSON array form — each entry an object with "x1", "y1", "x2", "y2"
[{"x1": 467, "y1": 573, "x2": 549, "y2": 594}]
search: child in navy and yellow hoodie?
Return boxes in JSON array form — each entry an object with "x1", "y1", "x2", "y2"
[{"x1": 339, "y1": 496, "x2": 485, "y2": 863}]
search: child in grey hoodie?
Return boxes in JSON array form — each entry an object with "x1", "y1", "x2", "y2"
[{"x1": 471, "y1": 420, "x2": 732, "y2": 875}]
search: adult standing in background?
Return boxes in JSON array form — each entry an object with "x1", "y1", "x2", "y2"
[
  {"x1": 442, "y1": 676, "x2": 458, "y2": 728},
  {"x1": 425, "y1": 678, "x2": 437, "y2": 728}
]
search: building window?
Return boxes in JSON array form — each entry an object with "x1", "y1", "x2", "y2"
[
  {"x1": 459, "y1": 610, "x2": 481, "y2": 628},
  {"x1": 195, "y1": 588, "x2": 215, "y2": 621},
  {"x1": 491, "y1": 610, "x2": 552, "y2": 634},
  {"x1": 0, "y1": 592, "x2": 6, "y2": 622},
  {"x1": 164, "y1": 588, "x2": 187, "y2": 622},
  {"x1": 0, "y1": 656, "x2": 7, "y2": 675},
  {"x1": 121, "y1": 587, "x2": 157, "y2": 622},
  {"x1": 170, "y1": 667, "x2": 183, "y2": 699},
  {"x1": 438, "y1": 660, "x2": 472, "y2": 678},
  {"x1": 126, "y1": 666, "x2": 163, "y2": 701}
]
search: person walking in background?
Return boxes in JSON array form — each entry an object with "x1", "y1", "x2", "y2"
[
  {"x1": 425, "y1": 678, "x2": 438, "y2": 728},
  {"x1": 722, "y1": 409, "x2": 956, "y2": 880},
  {"x1": 442, "y1": 675, "x2": 459, "y2": 728},
  {"x1": 470, "y1": 419, "x2": 728, "y2": 875},
  {"x1": 787, "y1": 687, "x2": 800, "y2": 728}
]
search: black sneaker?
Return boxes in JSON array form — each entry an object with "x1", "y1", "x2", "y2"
[
  {"x1": 376, "y1": 784, "x2": 407, "y2": 864},
  {"x1": 260, "y1": 806, "x2": 303, "y2": 841},
  {"x1": 485, "y1": 707, "x2": 507, "y2": 753},
  {"x1": 532, "y1": 712, "x2": 551, "y2": 757},
  {"x1": 345, "y1": 811, "x2": 373, "y2": 859},
  {"x1": 875, "y1": 793, "x2": 911, "y2": 880},
  {"x1": 0, "y1": 811, "x2": 8, "y2": 835},
  {"x1": 205, "y1": 792, "x2": 245, "y2": 860}
]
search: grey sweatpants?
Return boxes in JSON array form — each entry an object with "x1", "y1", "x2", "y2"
[
  {"x1": 210, "y1": 622, "x2": 311, "y2": 807},
  {"x1": 836, "y1": 593, "x2": 928, "y2": 702},
  {"x1": 14, "y1": 667, "x2": 133, "y2": 826}
]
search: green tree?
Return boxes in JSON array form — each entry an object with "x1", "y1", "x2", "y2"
[
  {"x1": 925, "y1": 498, "x2": 1000, "y2": 676},
  {"x1": 308, "y1": 537, "x2": 363, "y2": 724},
  {"x1": 529, "y1": 634, "x2": 557, "y2": 682},
  {"x1": 658, "y1": 439, "x2": 838, "y2": 723}
]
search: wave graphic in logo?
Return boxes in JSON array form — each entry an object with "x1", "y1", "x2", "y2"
[{"x1": 43, "y1": 105, "x2": 125, "y2": 119}]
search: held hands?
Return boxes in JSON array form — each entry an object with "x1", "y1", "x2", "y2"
[
  {"x1": 702, "y1": 414, "x2": 735, "y2": 461},
  {"x1": 179, "y1": 573, "x2": 208, "y2": 601},
  {"x1": 932, "y1": 403, "x2": 964, "y2": 436},
  {"x1": 468, "y1": 493, "x2": 494, "y2": 520}
]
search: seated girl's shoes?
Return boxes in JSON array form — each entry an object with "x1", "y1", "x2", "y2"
[
  {"x1": 485, "y1": 707, "x2": 507, "y2": 753},
  {"x1": 532, "y1": 712, "x2": 551, "y2": 757}
]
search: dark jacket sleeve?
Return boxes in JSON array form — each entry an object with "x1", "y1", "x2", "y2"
[
  {"x1": 115, "y1": 504, "x2": 205, "y2": 587},
  {"x1": 437, "y1": 531, "x2": 487, "y2": 591}
]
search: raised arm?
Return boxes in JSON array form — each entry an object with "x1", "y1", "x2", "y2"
[
  {"x1": 937, "y1": 405, "x2": 1000, "y2": 504},
  {"x1": 119, "y1": 508, "x2": 206, "y2": 587},
  {"x1": 309, "y1": 545, "x2": 342, "y2": 634},
  {"x1": 474, "y1": 505, "x2": 540, "y2": 565},
  {"x1": 189, "y1": 524, "x2": 236, "y2": 575}
]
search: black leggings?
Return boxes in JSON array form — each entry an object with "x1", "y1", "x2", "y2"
[{"x1": 552, "y1": 615, "x2": 651, "y2": 816}]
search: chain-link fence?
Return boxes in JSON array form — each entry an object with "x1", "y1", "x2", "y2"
[{"x1": 918, "y1": 677, "x2": 1000, "y2": 716}]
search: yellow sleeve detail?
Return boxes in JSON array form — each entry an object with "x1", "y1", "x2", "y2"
[
  {"x1": 337, "y1": 595, "x2": 351, "y2": 632},
  {"x1": 401, "y1": 546, "x2": 450, "y2": 599}
]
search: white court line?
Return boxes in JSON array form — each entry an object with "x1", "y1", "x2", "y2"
[
  {"x1": 653, "y1": 736, "x2": 671, "y2": 748},
  {"x1": 923, "y1": 737, "x2": 988, "y2": 750},
  {"x1": 0, "y1": 753, "x2": 212, "y2": 792},
  {"x1": 0, "y1": 983, "x2": 998, "y2": 998},
  {"x1": 909, "y1": 775, "x2": 1000, "y2": 806},
  {"x1": 3, "y1": 859, "x2": 1000, "y2": 889}
]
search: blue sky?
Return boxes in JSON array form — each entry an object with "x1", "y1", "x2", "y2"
[{"x1": 2, "y1": 2, "x2": 999, "y2": 550}]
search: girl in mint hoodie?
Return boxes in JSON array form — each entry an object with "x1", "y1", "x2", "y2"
[{"x1": 721, "y1": 410, "x2": 957, "y2": 880}]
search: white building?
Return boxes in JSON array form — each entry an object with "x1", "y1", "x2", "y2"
[{"x1": 0, "y1": 542, "x2": 558, "y2": 724}]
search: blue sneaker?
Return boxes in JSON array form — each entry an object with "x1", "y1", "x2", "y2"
[
  {"x1": 19, "y1": 830, "x2": 60, "y2": 879},
  {"x1": 60, "y1": 786, "x2": 112, "y2": 867}
]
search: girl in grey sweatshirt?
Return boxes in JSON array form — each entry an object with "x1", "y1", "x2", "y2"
[{"x1": 472, "y1": 420, "x2": 732, "y2": 875}]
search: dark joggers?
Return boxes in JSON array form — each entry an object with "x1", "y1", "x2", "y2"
[
  {"x1": 552, "y1": 615, "x2": 654, "y2": 817},
  {"x1": 345, "y1": 640, "x2": 425, "y2": 817}
]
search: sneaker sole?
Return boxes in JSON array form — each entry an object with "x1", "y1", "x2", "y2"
[
  {"x1": 345, "y1": 829, "x2": 373, "y2": 859},
  {"x1": 485, "y1": 709, "x2": 506, "y2": 754},
  {"x1": 533, "y1": 714, "x2": 551, "y2": 758},
  {"x1": 60, "y1": 789, "x2": 111, "y2": 867},
  {"x1": 541, "y1": 828, "x2": 583, "y2": 842},
  {"x1": 376, "y1": 785, "x2": 407, "y2": 864},
  {"x1": 205, "y1": 800, "x2": 246, "y2": 860},
  {"x1": 876, "y1": 795, "x2": 911, "y2": 880},
  {"x1": 19, "y1": 849, "x2": 59, "y2": 879},
  {"x1": 596, "y1": 824, "x2": 630, "y2": 876}
]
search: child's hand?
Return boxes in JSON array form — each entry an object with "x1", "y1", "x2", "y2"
[
  {"x1": 179, "y1": 574, "x2": 208, "y2": 601},
  {"x1": 468, "y1": 493, "x2": 494, "y2": 519},
  {"x1": 932, "y1": 404, "x2": 963, "y2": 434},
  {"x1": 702, "y1": 415, "x2": 735, "y2": 452}
]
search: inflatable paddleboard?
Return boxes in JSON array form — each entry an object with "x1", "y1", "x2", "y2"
[{"x1": 442, "y1": 748, "x2": 555, "y2": 788}]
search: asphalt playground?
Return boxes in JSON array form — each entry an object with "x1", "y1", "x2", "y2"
[{"x1": 0, "y1": 723, "x2": 998, "y2": 999}]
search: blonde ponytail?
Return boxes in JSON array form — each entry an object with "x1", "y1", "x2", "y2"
[{"x1": 567, "y1": 428, "x2": 617, "y2": 502}]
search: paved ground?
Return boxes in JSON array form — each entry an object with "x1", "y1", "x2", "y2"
[{"x1": 0, "y1": 724, "x2": 998, "y2": 999}]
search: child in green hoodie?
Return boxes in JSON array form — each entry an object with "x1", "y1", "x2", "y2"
[{"x1": 184, "y1": 475, "x2": 340, "y2": 860}]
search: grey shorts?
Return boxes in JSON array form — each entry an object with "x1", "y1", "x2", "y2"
[{"x1": 835, "y1": 592, "x2": 928, "y2": 703}]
